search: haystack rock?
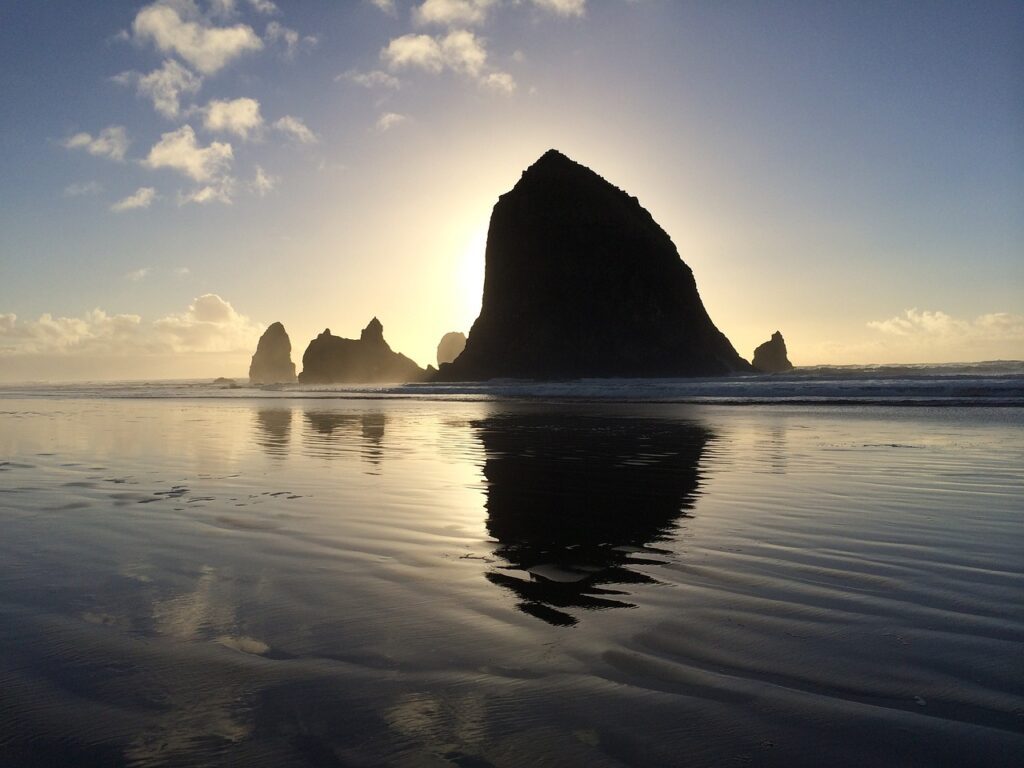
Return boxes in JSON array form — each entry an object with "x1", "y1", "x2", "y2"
[
  {"x1": 752, "y1": 331, "x2": 793, "y2": 373},
  {"x1": 437, "y1": 332, "x2": 467, "y2": 366},
  {"x1": 298, "y1": 318, "x2": 425, "y2": 384},
  {"x1": 249, "y1": 322, "x2": 297, "y2": 384},
  {"x1": 438, "y1": 150, "x2": 751, "y2": 380}
]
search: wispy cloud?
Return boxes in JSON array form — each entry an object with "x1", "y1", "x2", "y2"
[
  {"x1": 248, "y1": 0, "x2": 279, "y2": 15},
  {"x1": 124, "y1": 267, "x2": 151, "y2": 282},
  {"x1": 250, "y1": 165, "x2": 277, "y2": 196},
  {"x1": 340, "y1": 69, "x2": 401, "y2": 89},
  {"x1": 143, "y1": 125, "x2": 233, "y2": 182},
  {"x1": 178, "y1": 177, "x2": 236, "y2": 206},
  {"x1": 265, "y1": 21, "x2": 317, "y2": 58},
  {"x1": 113, "y1": 59, "x2": 202, "y2": 119},
  {"x1": 272, "y1": 115, "x2": 317, "y2": 144},
  {"x1": 64, "y1": 181, "x2": 103, "y2": 197},
  {"x1": 62, "y1": 126, "x2": 129, "y2": 162},
  {"x1": 112, "y1": 187, "x2": 158, "y2": 213},
  {"x1": 531, "y1": 0, "x2": 586, "y2": 17},
  {"x1": 369, "y1": 0, "x2": 397, "y2": 15},
  {"x1": 376, "y1": 112, "x2": 409, "y2": 132},
  {"x1": 868, "y1": 308, "x2": 1024, "y2": 344},
  {"x1": 131, "y1": 1, "x2": 263, "y2": 75}
]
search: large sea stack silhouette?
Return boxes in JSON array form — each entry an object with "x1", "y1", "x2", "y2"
[
  {"x1": 298, "y1": 317, "x2": 425, "y2": 384},
  {"x1": 752, "y1": 331, "x2": 794, "y2": 373},
  {"x1": 249, "y1": 321, "x2": 297, "y2": 384},
  {"x1": 438, "y1": 150, "x2": 751, "y2": 380}
]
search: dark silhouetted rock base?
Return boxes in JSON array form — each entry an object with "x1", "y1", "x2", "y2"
[
  {"x1": 752, "y1": 331, "x2": 794, "y2": 373},
  {"x1": 298, "y1": 318, "x2": 424, "y2": 384}
]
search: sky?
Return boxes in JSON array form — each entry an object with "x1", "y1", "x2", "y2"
[{"x1": 1, "y1": 0, "x2": 1021, "y2": 381}]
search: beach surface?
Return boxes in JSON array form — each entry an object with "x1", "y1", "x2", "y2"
[{"x1": 0, "y1": 395, "x2": 1022, "y2": 766}]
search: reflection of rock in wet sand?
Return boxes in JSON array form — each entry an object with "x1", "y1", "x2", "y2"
[
  {"x1": 254, "y1": 409, "x2": 292, "y2": 457},
  {"x1": 474, "y1": 412, "x2": 711, "y2": 626},
  {"x1": 304, "y1": 411, "x2": 387, "y2": 467}
]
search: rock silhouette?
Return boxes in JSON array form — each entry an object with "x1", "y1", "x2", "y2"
[
  {"x1": 474, "y1": 410, "x2": 711, "y2": 626},
  {"x1": 438, "y1": 149, "x2": 751, "y2": 380},
  {"x1": 298, "y1": 318, "x2": 424, "y2": 384},
  {"x1": 752, "y1": 331, "x2": 793, "y2": 373},
  {"x1": 436, "y1": 332, "x2": 467, "y2": 367},
  {"x1": 248, "y1": 322, "x2": 297, "y2": 385}
]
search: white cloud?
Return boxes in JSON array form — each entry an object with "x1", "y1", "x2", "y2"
[
  {"x1": 382, "y1": 33, "x2": 444, "y2": 73},
  {"x1": 250, "y1": 165, "x2": 277, "y2": 195},
  {"x1": 272, "y1": 115, "x2": 317, "y2": 144},
  {"x1": 112, "y1": 187, "x2": 158, "y2": 213},
  {"x1": 125, "y1": 267, "x2": 151, "y2": 282},
  {"x1": 441, "y1": 29, "x2": 486, "y2": 76},
  {"x1": 532, "y1": 0, "x2": 585, "y2": 17},
  {"x1": 175, "y1": 267, "x2": 192, "y2": 277},
  {"x1": 370, "y1": 0, "x2": 397, "y2": 15},
  {"x1": 413, "y1": 0, "x2": 498, "y2": 27},
  {"x1": 0, "y1": 309, "x2": 144, "y2": 355},
  {"x1": 868, "y1": 308, "x2": 1024, "y2": 342},
  {"x1": 114, "y1": 59, "x2": 202, "y2": 119},
  {"x1": 153, "y1": 293, "x2": 261, "y2": 352},
  {"x1": 63, "y1": 126, "x2": 129, "y2": 162},
  {"x1": 143, "y1": 125, "x2": 233, "y2": 181},
  {"x1": 482, "y1": 70, "x2": 516, "y2": 93},
  {"x1": 860, "y1": 308, "x2": 1024, "y2": 361},
  {"x1": 381, "y1": 29, "x2": 514, "y2": 91},
  {"x1": 376, "y1": 112, "x2": 409, "y2": 131},
  {"x1": 340, "y1": 69, "x2": 401, "y2": 89},
  {"x1": 0, "y1": 295, "x2": 261, "y2": 358},
  {"x1": 131, "y1": 1, "x2": 263, "y2": 75},
  {"x1": 201, "y1": 97, "x2": 263, "y2": 140},
  {"x1": 64, "y1": 181, "x2": 102, "y2": 197}
]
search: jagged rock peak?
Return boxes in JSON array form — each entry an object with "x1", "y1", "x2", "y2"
[
  {"x1": 299, "y1": 318, "x2": 423, "y2": 384},
  {"x1": 360, "y1": 317, "x2": 385, "y2": 344},
  {"x1": 752, "y1": 331, "x2": 794, "y2": 373},
  {"x1": 249, "y1": 321, "x2": 297, "y2": 385}
]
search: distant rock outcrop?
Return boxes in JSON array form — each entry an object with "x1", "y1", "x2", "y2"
[
  {"x1": 437, "y1": 149, "x2": 751, "y2": 380},
  {"x1": 752, "y1": 331, "x2": 793, "y2": 373},
  {"x1": 436, "y1": 332, "x2": 467, "y2": 367},
  {"x1": 249, "y1": 322, "x2": 297, "y2": 384},
  {"x1": 298, "y1": 318, "x2": 425, "y2": 384}
]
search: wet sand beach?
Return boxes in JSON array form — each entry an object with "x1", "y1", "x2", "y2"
[{"x1": 0, "y1": 397, "x2": 1022, "y2": 766}]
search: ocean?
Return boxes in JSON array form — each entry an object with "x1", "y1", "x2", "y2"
[{"x1": 0, "y1": 365, "x2": 1022, "y2": 766}]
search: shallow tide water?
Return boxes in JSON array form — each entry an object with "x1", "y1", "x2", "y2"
[{"x1": 0, "y1": 398, "x2": 1022, "y2": 767}]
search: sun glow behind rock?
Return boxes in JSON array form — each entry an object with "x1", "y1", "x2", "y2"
[{"x1": 456, "y1": 222, "x2": 488, "y2": 334}]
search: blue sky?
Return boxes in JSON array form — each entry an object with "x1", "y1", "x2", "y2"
[{"x1": 1, "y1": 0, "x2": 1021, "y2": 380}]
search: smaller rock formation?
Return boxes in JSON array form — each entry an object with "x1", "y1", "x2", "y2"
[
  {"x1": 213, "y1": 377, "x2": 241, "y2": 388},
  {"x1": 249, "y1": 322, "x2": 297, "y2": 384},
  {"x1": 436, "y1": 332, "x2": 467, "y2": 367},
  {"x1": 752, "y1": 331, "x2": 793, "y2": 373},
  {"x1": 298, "y1": 318, "x2": 425, "y2": 384}
]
